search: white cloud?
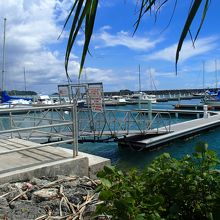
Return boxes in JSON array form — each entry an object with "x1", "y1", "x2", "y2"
[
  {"x1": 202, "y1": 59, "x2": 220, "y2": 73},
  {"x1": 0, "y1": 0, "x2": 78, "y2": 93},
  {"x1": 94, "y1": 29, "x2": 162, "y2": 51},
  {"x1": 145, "y1": 36, "x2": 218, "y2": 63}
]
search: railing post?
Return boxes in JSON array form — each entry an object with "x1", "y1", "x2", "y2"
[
  {"x1": 72, "y1": 104, "x2": 78, "y2": 157},
  {"x1": 203, "y1": 105, "x2": 209, "y2": 118},
  {"x1": 9, "y1": 112, "x2": 13, "y2": 138},
  {"x1": 178, "y1": 93, "x2": 180, "y2": 104},
  {"x1": 148, "y1": 100, "x2": 152, "y2": 129}
]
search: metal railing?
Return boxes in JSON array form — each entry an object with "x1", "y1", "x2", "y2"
[
  {"x1": 78, "y1": 108, "x2": 171, "y2": 139},
  {"x1": 0, "y1": 104, "x2": 172, "y2": 150},
  {"x1": 0, "y1": 104, "x2": 78, "y2": 157}
]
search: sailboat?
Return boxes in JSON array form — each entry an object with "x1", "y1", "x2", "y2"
[
  {"x1": 129, "y1": 66, "x2": 157, "y2": 104},
  {"x1": 202, "y1": 60, "x2": 220, "y2": 106},
  {"x1": 0, "y1": 18, "x2": 33, "y2": 108}
]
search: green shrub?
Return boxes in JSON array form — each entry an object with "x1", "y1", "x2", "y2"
[{"x1": 95, "y1": 143, "x2": 220, "y2": 220}]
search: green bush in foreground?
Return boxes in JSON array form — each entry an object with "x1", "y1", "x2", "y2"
[{"x1": 95, "y1": 143, "x2": 220, "y2": 220}]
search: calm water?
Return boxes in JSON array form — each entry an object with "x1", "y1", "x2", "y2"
[{"x1": 78, "y1": 99, "x2": 220, "y2": 170}]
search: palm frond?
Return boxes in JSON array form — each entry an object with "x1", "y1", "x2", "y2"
[
  {"x1": 193, "y1": 0, "x2": 211, "y2": 43},
  {"x1": 63, "y1": 0, "x2": 98, "y2": 80},
  {"x1": 175, "y1": 0, "x2": 202, "y2": 73},
  {"x1": 63, "y1": 0, "x2": 210, "y2": 79}
]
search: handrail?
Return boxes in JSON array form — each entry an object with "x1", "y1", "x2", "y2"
[
  {"x1": 77, "y1": 108, "x2": 172, "y2": 140},
  {"x1": 0, "y1": 104, "x2": 78, "y2": 157}
]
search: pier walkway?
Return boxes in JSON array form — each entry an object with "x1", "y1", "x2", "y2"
[
  {"x1": 0, "y1": 105, "x2": 110, "y2": 184},
  {"x1": 0, "y1": 138, "x2": 110, "y2": 184},
  {"x1": 118, "y1": 114, "x2": 220, "y2": 149},
  {"x1": 150, "y1": 108, "x2": 216, "y2": 118},
  {"x1": 78, "y1": 108, "x2": 217, "y2": 140}
]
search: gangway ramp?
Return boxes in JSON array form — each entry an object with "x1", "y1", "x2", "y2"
[{"x1": 118, "y1": 114, "x2": 220, "y2": 149}]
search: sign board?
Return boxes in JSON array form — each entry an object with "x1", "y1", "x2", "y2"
[
  {"x1": 87, "y1": 86, "x2": 103, "y2": 112},
  {"x1": 58, "y1": 86, "x2": 69, "y2": 97}
]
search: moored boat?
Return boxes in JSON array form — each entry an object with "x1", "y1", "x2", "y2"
[{"x1": 128, "y1": 92, "x2": 157, "y2": 104}]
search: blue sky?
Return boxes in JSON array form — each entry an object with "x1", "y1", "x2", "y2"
[{"x1": 0, "y1": 0, "x2": 220, "y2": 94}]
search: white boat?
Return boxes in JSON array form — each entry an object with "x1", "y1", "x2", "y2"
[
  {"x1": 0, "y1": 99, "x2": 32, "y2": 109},
  {"x1": 202, "y1": 90, "x2": 220, "y2": 106},
  {"x1": 34, "y1": 95, "x2": 54, "y2": 105},
  {"x1": 0, "y1": 91, "x2": 33, "y2": 109},
  {"x1": 104, "y1": 96, "x2": 127, "y2": 106},
  {"x1": 129, "y1": 92, "x2": 157, "y2": 103}
]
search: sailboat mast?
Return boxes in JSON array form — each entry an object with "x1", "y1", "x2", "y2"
[
  {"x1": 202, "y1": 61, "x2": 205, "y2": 91},
  {"x1": 215, "y1": 59, "x2": 218, "y2": 90},
  {"x1": 2, "y1": 18, "x2": 6, "y2": 91},
  {"x1": 138, "y1": 64, "x2": 141, "y2": 92},
  {"x1": 24, "y1": 67, "x2": 27, "y2": 92}
]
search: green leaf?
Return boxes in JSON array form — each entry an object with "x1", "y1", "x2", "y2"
[
  {"x1": 175, "y1": 0, "x2": 202, "y2": 74},
  {"x1": 63, "y1": 0, "x2": 98, "y2": 79},
  {"x1": 135, "y1": 213, "x2": 146, "y2": 220},
  {"x1": 99, "y1": 189, "x2": 113, "y2": 201},
  {"x1": 206, "y1": 212, "x2": 213, "y2": 220},
  {"x1": 195, "y1": 141, "x2": 208, "y2": 153},
  {"x1": 104, "y1": 165, "x2": 116, "y2": 174},
  {"x1": 99, "y1": 178, "x2": 112, "y2": 188},
  {"x1": 193, "y1": 0, "x2": 211, "y2": 43},
  {"x1": 79, "y1": 0, "x2": 98, "y2": 77}
]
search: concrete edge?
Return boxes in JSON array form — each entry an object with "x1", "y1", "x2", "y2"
[
  {"x1": 59, "y1": 148, "x2": 111, "y2": 179},
  {"x1": 0, "y1": 156, "x2": 89, "y2": 184}
]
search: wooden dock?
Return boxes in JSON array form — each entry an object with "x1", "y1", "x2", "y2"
[{"x1": 118, "y1": 114, "x2": 220, "y2": 149}]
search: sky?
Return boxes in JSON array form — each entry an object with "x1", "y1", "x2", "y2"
[{"x1": 0, "y1": 0, "x2": 220, "y2": 94}]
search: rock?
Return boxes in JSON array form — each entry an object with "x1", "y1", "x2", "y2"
[
  {"x1": 0, "y1": 183, "x2": 12, "y2": 193},
  {"x1": 40, "y1": 199, "x2": 69, "y2": 216},
  {"x1": 0, "y1": 197, "x2": 12, "y2": 219},
  {"x1": 30, "y1": 177, "x2": 51, "y2": 187},
  {"x1": 10, "y1": 200, "x2": 45, "y2": 220},
  {"x1": 0, "y1": 197, "x2": 8, "y2": 207},
  {"x1": 0, "y1": 175, "x2": 100, "y2": 219},
  {"x1": 14, "y1": 183, "x2": 23, "y2": 190},
  {"x1": 64, "y1": 187, "x2": 87, "y2": 205},
  {"x1": 32, "y1": 188, "x2": 58, "y2": 203}
]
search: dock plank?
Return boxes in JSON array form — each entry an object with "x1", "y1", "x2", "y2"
[
  {"x1": 119, "y1": 114, "x2": 220, "y2": 149},
  {"x1": 0, "y1": 138, "x2": 72, "y2": 173}
]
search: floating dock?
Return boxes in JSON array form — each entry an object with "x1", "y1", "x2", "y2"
[
  {"x1": 150, "y1": 108, "x2": 216, "y2": 118},
  {"x1": 174, "y1": 103, "x2": 220, "y2": 110},
  {"x1": 118, "y1": 114, "x2": 220, "y2": 150}
]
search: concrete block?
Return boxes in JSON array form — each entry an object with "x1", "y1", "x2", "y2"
[{"x1": 0, "y1": 156, "x2": 89, "y2": 184}]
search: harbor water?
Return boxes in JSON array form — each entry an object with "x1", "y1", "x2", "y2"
[{"x1": 78, "y1": 99, "x2": 220, "y2": 170}]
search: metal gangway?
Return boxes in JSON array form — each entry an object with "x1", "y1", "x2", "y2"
[
  {"x1": 0, "y1": 103, "x2": 172, "y2": 148},
  {"x1": 78, "y1": 108, "x2": 172, "y2": 142},
  {"x1": 0, "y1": 104, "x2": 78, "y2": 157}
]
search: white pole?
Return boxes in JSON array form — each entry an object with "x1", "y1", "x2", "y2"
[
  {"x1": 215, "y1": 59, "x2": 218, "y2": 90},
  {"x1": 24, "y1": 67, "x2": 27, "y2": 92},
  {"x1": 203, "y1": 60, "x2": 205, "y2": 91},
  {"x1": 2, "y1": 18, "x2": 6, "y2": 91}
]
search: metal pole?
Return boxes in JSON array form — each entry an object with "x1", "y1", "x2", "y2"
[
  {"x1": 203, "y1": 60, "x2": 205, "y2": 90},
  {"x1": 138, "y1": 64, "x2": 141, "y2": 92},
  {"x1": 24, "y1": 67, "x2": 27, "y2": 92},
  {"x1": 178, "y1": 92, "x2": 180, "y2": 105},
  {"x1": 138, "y1": 64, "x2": 141, "y2": 109},
  {"x1": 2, "y1": 18, "x2": 6, "y2": 91},
  {"x1": 215, "y1": 59, "x2": 218, "y2": 90},
  {"x1": 148, "y1": 100, "x2": 152, "y2": 129},
  {"x1": 71, "y1": 104, "x2": 78, "y2": 157}
]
